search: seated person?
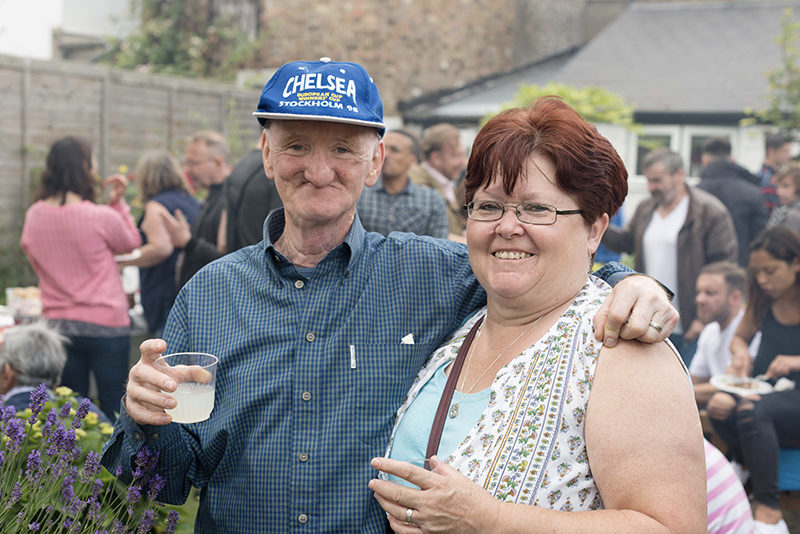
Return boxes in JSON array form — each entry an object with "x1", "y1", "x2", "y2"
[
  {"x1": 0, "y1": 322, "x2": 111, "y2": 423},
  {"x1": 704, "y1": 438, "x2": 754, "y2": 534},
  {"x1": 691, "y1": 261, "x2": 760, "y2": 407},
  {"x1": 709, "y1": 227, "x2": 800, "y2": 533}
]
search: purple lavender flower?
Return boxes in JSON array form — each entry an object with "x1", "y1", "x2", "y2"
[
  {"x1": 112, "y1": 520, "x2": 125, "y2": 534},
  {"x1": 91, "y1": 478, "x2": 104, "y2": 498},
  {"x1": 28, "y1": 521, "x2": 41, "y2": 531},
  {"x1": 25, "y1": 450, "x2": 41, "y2": 482},
  {"x1": 0, "y1": 404, "x2": 15, "y2": 423},
  {"x1": 8, "y1": 481, "x2": 22, "y2": 507},
  {"x1": 137, "y1": 509, "x2": 155, "y2": 533},
  {"x1": 27, "y1": 383, "x2": 48, "y2": 418},
  {"x1": 83, "y1": 450, "x2": 101, "y2": 479},
  {"x1": 61, "y1": 466, "x2": 77, "y2": 502},
  {"x1": 5, "y1": 417, "x2": 25, "y2": 452},
  {"x1": 0, "y1": 450, "x2": 5, "y2": 469},
  {"x1": 72, "y1": 398, "x2": 91, "y2": 428},
  {"x1": 133, "y1": 446, "x2": 153, "y2": 480},
  {"x1": 59, "y1": 401, "x2": 72, "y2": 419},
  {"x1": 127, "y1": 483, "x2": 142, "y2": 516},
  {"x1": 41, "y1": 409, "x2": 57, "y2": 439},
  {"x1": 147, "y1": 474, "x2": 165, "y2": 500},
  {"x1": 166, "y1": 511, "x2": 180, "y2": 534}
]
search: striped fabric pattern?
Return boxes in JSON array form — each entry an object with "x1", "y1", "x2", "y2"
[{"x1": 705, "y1": 439, "x2": 754, "y2": 534}]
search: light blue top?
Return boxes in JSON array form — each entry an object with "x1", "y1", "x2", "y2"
[{"x1": 388, "y1": 360, "x2": 491, "y2": 487}]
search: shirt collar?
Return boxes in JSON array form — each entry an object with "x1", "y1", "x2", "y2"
[
  {"x1": 374, "y1": 176, "x2": 412, "y2": 195},
  {"x1": 263, "y1": 207, "x2": 366, "y2": 272}
]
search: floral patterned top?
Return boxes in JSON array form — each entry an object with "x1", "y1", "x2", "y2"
[{"x1": 385, "y1": 276, "x2": 609, "y2": 511}]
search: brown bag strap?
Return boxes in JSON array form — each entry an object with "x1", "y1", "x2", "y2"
[{"x1": 425, "y1": 315, "x2": 484, "y2": 464}]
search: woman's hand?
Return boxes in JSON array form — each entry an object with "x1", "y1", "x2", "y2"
[
  {"x1": 369, "y1": 456, "x2": 501, "y2": 534},
  {"x1": 103, "y1": 173, "x2": 129, "y2": 205},
  {"x1": 765, "y1": 355, "x2": 800, "y2": 380}
]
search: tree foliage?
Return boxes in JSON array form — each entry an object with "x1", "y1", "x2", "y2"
[
  {"x1": 103, "y1": 0, "x2": 262, "y2": 81},
  {"x1": 486, "y1": 82, "x2": 638, "y2": 128},
  {"x1": 743, "y1": 8, "x2": 800, "y2": 136}
]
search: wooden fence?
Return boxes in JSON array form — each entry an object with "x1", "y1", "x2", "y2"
[{"x1": 0, "y1": 54, "x2": 262, "y2": 292}]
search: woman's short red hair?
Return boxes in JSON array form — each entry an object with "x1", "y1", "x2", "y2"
[{"x1": 465, "y1": 97, "x2": 627, "y2": 223}]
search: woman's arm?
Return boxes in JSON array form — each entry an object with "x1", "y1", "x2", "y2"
[
  {"x1": 370, "y1": 340, "x2": 706, "y2": 533},
  {"x1": 728, "y1": 308, "x2": 759, "y2": 377},
  {"x1": 118, "y1": 201, "x2": 174, "y2": 268}
]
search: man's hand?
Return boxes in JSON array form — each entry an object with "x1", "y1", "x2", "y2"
[
  {"x1": 124, "y1": 339, "x2": 178, "y2": 425},
  {"x1": 160, "y1": 209, "x2": 192, "y2": 249},
  {"x1": 594, "y1": 274, "x2": 679, "y2": 347}
]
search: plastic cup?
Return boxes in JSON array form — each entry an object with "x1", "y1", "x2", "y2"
[{"x1": 155, "y1": 352, "x2": 218, "y2": 423}]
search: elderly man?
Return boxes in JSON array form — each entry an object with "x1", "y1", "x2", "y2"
[
  {"x1": 0, "y1": 322, "x2": 110, "y2": 422},
  {"x1": 102, "y1": 58, "x2": 678, "y2": 533}
]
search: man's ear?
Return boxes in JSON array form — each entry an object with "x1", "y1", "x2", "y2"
[
  {"x1": 365, "y1": 138, "x2": 385, "y2": 188},
  {"x1": 261, "y1": 130, "x2": 275, "y2": 181},
  {"x1": 0, "y1": 362, "x2": 16, "y2": 392}
]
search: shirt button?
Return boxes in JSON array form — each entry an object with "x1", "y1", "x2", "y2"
[
  {"x1": 301, "y1": 391, "x2": 312, "y2": 401},
  {"x1": 298, "y1": 452, "x2": 309, "y2": 462},
  {"x1": 294, "y1": 279, "x2": 305, "y2": 289},
  {"x1": 134, "y1": 432, "x2": 143, "y2": 441},
  {"x1": 298, "y1": 513, "x2": 308, "y2": 524},
  {"x1": 151, "y1": 432, "x2": 160, "y2": 440},
  {"x1": 305, "y1": 332, "x2": 315, "y2": 342}
]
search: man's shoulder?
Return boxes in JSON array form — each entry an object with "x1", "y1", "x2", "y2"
[
  {"x1": 689, "y1": 186, "x2": 731, "y2": 214},
  {"x1": 408, "y1": 164, "x2": 433, "y2": 185}
]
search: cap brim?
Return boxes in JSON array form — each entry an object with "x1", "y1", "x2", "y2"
[{"x1": 252, "y1": 111, "x2": 385, "y2": 132}]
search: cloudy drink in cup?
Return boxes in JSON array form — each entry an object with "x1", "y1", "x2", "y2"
[{"x1": 155, "y1": 352, "x2": 218, "y2": 423}]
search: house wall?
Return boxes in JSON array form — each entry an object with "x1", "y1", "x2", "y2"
[{"x1": 257, "y1": 0, "x2": 588, "y2": 115}]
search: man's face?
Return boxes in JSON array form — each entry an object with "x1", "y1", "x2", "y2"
[
  {"x1": 644, "y1": 162, "x2": 683, "y2": 206},
  {"x1": 262, "y1": 120, "x2": 384, "y2": 230},
  {"x1": 695, "y1": 273, "x2": 734, "y2": 325},
  {"x1": 381, "y1": 132, "x2": 417, "y2": 181},
  {"x1": 771, "y1": 143, "x2": 793, "y2": 168},
  {"x1": 430, "y1": 138, "x2": 467, "y2": 182},
  {"x1": 184, "y1": 141, "x2": 219, "y2": 188},
  {"x1": 776, "y1": 174, "x2": 799, "y2": 206}
]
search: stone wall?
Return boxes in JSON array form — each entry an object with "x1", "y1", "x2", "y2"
[{"x1": 257, "y1": 0, "x2": 587, "y2": 114}]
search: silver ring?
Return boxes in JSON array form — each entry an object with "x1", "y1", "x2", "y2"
[
  {"x1": 649, "y1": 320, "x2": 663, "y2": 333},
  {"x1": 405, "y1": 508, "x2": 413, "y2": 523}
]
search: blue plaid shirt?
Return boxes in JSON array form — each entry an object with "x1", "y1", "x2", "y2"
[
  {"x1": 357, "y1": 178, "x2": 449, "y2": 238},
  {"x1": 101, "y1": 209, "x2": 631, "y2": 533}
]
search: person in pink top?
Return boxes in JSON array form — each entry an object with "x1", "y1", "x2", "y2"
[{"x1": 20, "y1": 136, "x2": 141, "y2": 421}]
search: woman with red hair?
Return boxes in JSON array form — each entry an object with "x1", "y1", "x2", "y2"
[{"x1": 370, "y1": 98, "x2": 706, "y2": 532}]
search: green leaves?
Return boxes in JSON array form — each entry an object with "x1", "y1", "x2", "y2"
[
  {"x1": 743, "y1": 8, "x2": 800, "y2": 136},
  {"x1": 486, "y1": 82, "x2": 638, "y2": 129}
]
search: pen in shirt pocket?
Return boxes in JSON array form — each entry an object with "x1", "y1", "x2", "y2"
[{"x1": 350, "y1": 345, "x2": 356, "y2": 369}]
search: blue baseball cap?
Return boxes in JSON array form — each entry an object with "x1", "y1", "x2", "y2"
[{"x1": 253, "y1": 57, "x2": 385, "y2": 136}]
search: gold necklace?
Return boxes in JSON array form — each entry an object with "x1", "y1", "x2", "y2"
[{"x1": 448, "y1": 314, "x2": 544, "y2": 419}]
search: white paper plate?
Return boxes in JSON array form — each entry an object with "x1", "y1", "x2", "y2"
[{"x1": 710, "y1": 374, "x2": 774, "y2": 396}]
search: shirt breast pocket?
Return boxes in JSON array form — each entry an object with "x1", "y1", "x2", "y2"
[{"x1": 347, "y1": 342, "x2": 432, "y2": 447}]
